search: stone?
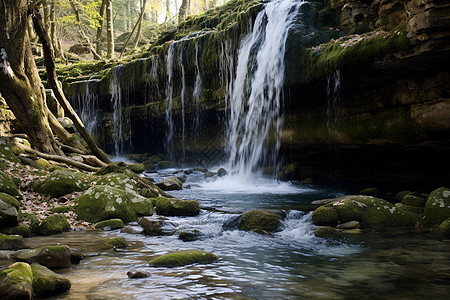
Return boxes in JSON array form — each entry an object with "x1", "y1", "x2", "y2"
[
  {"x1": 0, "y1": 170, "x2": 19, "y2": 196},
  {"x1": 13, "y1": 245, "x2": 71, "y2": 268},
  {"x1": 148, "y1": 250, "x2": 218, "y2": 267},
  {"x1": 25, "y1": 213, "x2": 40, "y2": 235},
  {"x1": 33, "y1": 169, "x2": 92, "y2": 198},
  {"x1": 157, "y1": 161, "x2": 176, "y2": 169},
  {"x1": 0, "y1": 192, "x2": 20, "y2": 228},
  {"x1": 96, "y1": 173, "x2": 138, "y2": 193},
  {"x1": 314, "y1": 226, "x2": 343, "y2": 239},
  {"x1": 143, "y1": 160, "x2": 155, "y2": 171},
  {"x1": 120, "y1": 225, "x2": 144, "y2": 234},
  {"x1": 57, "y1": 117, "x2": 75, "y2": 133},
  {"x1": 74, "y1": 185, "x2": 154, "y2": 223},
  {"x1": 434, "y1": 218, "x2": 450, "y2": 239},
  {"x1": 39, "y1": 214, "x2": 71, "y2": 235},
  {"x1": 179, "y1": 230, "x2": 202, "y2": 242},
  {"x1": 31, "y1": 263, "x2": 71, "y2": 297},
  {"x1": 312, "y1": 206, "x2": 339, "y2": 226},
  {"x1": 402, "y1": 194, "x2": 426, "y2": 207},
  {"x1": 395, "y1": 203, "x2": 424, "y2": 215},
  {"x1": 127, "y1": 163, "x2": 145, "y2": 174},
  {"x1": 156, "y1": 177, "x2": 183, "y2": 191},
  {"x1": 70, "y1": 251, "x2": 85, "y2": 264},
  {"x1": 302, "y1": 178, "x2": 314, "y2": 184},
  {"x1": 204, "y1": 172, "x2": 215, "y2": 178},
  {"x1": 336, "y1": 221, "x2": 360, "y2": 230},
  {"x1": 395, "y1": 191, "x2": 412, "y2": 202},
  {"x1": 95, "y1": 219, "x2": 125, "y2": 230},
  {"x1": 0, "y1": 262, "x2": 33, "y2": 300},
  {"x1": 127, "y1": 270, "x2": 150, "y2": 279},
  {"x1": 101, "y1": 237, "x2": 128, "y2": 250},
  {"x1": 424, "y1": 187, "x2": 450, "y2": 226},
  {"x1": 0, "y1": 233, "x2": 28, "y2": 250},
  {"x1": 2, "y1": 225, "x2": 32, "y2": 238},
  {"x1": 155, "y1": 196, "x2": 200, "y2": 216},
  {"x1": 217, "y1": 168, "x2": 228, "y2": 177},
  {"x1": 222, "y1": 215, "x2": 242, "y2": 230},
  {"x1": 138, "y1": 217, "x2": 164, "y2": 235},
  {"x1": 238, "y1": 210, "x2": 280, "y2": 232},
  {"x1": 96, "y1": 162, "x2": 130, "y2": 175},
  {"x1": 68, "y1": 43, "x2": 91, "y2": 55},
  {"x1": 360, "y1": 187, "x2": 380, "y2": 196}
]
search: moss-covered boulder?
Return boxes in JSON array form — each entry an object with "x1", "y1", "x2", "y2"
[
  {"x1": 314, "y1": 226, "x2": 343, "y2": 238},
  {"x1": 74, "y1": 185, "x2": 154, "y2": 223},
  {"x1": 138, "y1": 217, "x2": 164, "y2": 236},
  {"x1": 96, "y1": 162, "x2": 130, "y2": 175},
  {"x1": 33, "y1": 169, "x2": 92, "y2": 198},
  {"x1": 128, "y1": 163, "x2": 145, "y2": 174},
  {"x1": 311, "y1": 206, "x2": 339, "y2": 226},
  {"x1": 0, "y1": 262, "x2": 33, "y2": 300},
  {"x1": 402, "y1": 194, "x2": 426, "y2": 207},
  {"x1": 96, "y1": 173, "x2": 138, "y2": 193},
  {"x1": 39, "y1": 214, "x2": 70, "y2": 235},
  {"x1": 156, "y1": 161, "x2": 176, "y2": 169},
  {"x1": 101, "y1": 237, "x2": 128, "y2": 250},
  {"x1": 2, "y1": 225, "x2": 32, "y2": 238},
  {"x1": 25, "y1": 213, "x2": 40, "y2": 234},
  {"x1": 424, "y1": 187, "x2": 450, "y2": 226},
  {"x1": 0, "y1": 192, "x2": 20, "y2": 228},
  {"x1": 395, "y1": 203, "x2": 424, "y2": 215},
  {"x1": 95, "y1": 219, "x2": 125, "y2": 230},
  {"x1": 0, "y1": 233, "x2": 27, "y2": 250},
  {"x1": 238, "y1": 210, "x2": 280, "y2": 232},
  {"x1": 155, "y1": 196, "x2": 200, "y2": 216},
  {"x1": 0, "y1": 170, "x2": 19, "y2": 196},
  {"x1": 315, "y1": 195, "x2": 421, "y2": 228},
  {"x1": 434, "y1": 218, "x2": 450, "y2": 239},
  {"x1": 217, "y1": 168, "x2": 228, "y2": 177},
  {"x1": 148, "y1": 250, "x2": 218, "y2": 267},
  {"x1": 156, "y1": 177, "x2": 183, "y2": 191},
  {"x1": 0, "y1": 137, "x2": 21, "y2": 168},
  {"x1": 31, "y1": 263, "x2": 71, "y2": 297},
  {"x1": 13, "y1": 245, "x2": 71, "y2": 268}
]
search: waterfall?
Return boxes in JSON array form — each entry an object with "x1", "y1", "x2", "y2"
[
  {"x1": 226, "y1": 0, "x2": 304, "y2": 179},
  {"x1": 193, "y1": 41, "x2": 202, "y2": 135},
  {"x1": 76, "y1": 79, "x2": 99, "y2": 135},
  {"x1": 326, "y1": 70, "x2": 342, "y2": 180},
  {"x1": 179, "y1": 47, "x2": 187, "y2": 164},
  {"x1": 165, "y1": 43, "x2": 176, "y2": 161},
  {"x1": 110, "y1": 66, "x2": 128, "y2": 157}
]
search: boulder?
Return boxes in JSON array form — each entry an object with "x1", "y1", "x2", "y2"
[
  {"x1": 143, "y1": 160, "x2": 155, "y2": 171},
  {"x1": 2, "y1": 225, "x2": 31, "y2": 238},
  {"x1": 13, "y1": 245, "x2": 71, "y2": 269},
  {"x1": 148, "y1": 250, "x2": 218, "y2": 267},
  {"x1": 311, "y1": 206, "x2": 339, "y2": 226},
  {"x1": 95, "y1": 219, "x2": 125, "y2": 230},
  {"x1": 0, "y1": 192, "x2": 20, "y2": 228},
  {"x1": 127, "y1": 163, "x2": 145, "y2": 174},
  {"x1": 127, "y1": 270, "x2": 150, "y2": 279},
  {"x1": 33, "y1": 169, "x2": 92, "y2": 198},
  {"x1": 402, "y1": 194, "x2": 426, "y2": 207},
  {"x1": 204, "y1": 172, "x2": 215, "y2": 179},
  {"x1": 360, "y1": 187, "x2": 380, "y2": 196},
  {"x1": 39, "y1": 214, "x2": 70, "y2": 235},
  {"x1": 336, "y1": 221, "x2": 360, "y2": 230},
  {"x1": 156, "y1": 161, "x2": 176, "y2": 169},
  {"x1": 238, "y1": 210, "x2": 280, "y2": 231},
  {"x1": 434, "y1": 218, "x2": 450, "y2": 239},
  {"x1": 31, "y1": 263, "x2": 71, "y2": 297},
  {"x1": 217, "y1": 168, "x2": 228, "y2": 177},
  {"x1": 156, "y1": 177, "x2": 183, "y2": 191},
  {"x1": 96, "y1": 173, "x2": 138, "y2": 193},
  {"x1": 314, "y1": 226, "x2": 343, "y2": 238},
  {"x1": 96, "y1": 162, "x2": 130, "y2": 175},
  {"x1": 120, "y1": 225, "x2": 144, "y2": 234},
  {"x1": 25, "y1": 213, "x2": 40, "y2": 234},
  {"x1": 0, "y1": 262, "x2": 33, "y2": 300},
  {"x1": 0, "y1": 233, "x2": 27, "y2": 250},
  {"x1": 101, "y1": 237, "x2": 128, "y2": 250},
  {"x1": 138, "y1": 217, "x2": 164, "y2": 236},
  {"x1": 179, "y1": 230, "x2": 202, "y2": 242},
  {"x1": 0, "y1": 170, "x2": 19, "y2": 196},
  {"x1": 68, "y1": 43, "x2": 90, "y2": 55},
  {"x1": 424, "y1": 187, "x2": 450, "y2": 226},
  {"x1": 395, "y1": 203, "x2": 424, "y2": 215},
  {"x1": 74, "y1": 185, "x2": 154, "y2": 223},
  {"x1": 155, "y1": 196, "x2": 200, "y2": 216}
]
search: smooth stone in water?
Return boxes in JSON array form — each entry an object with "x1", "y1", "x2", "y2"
[
  {"x1": 0, "y1": 262, "x2": 33, "y2": 299},
  {"x1": 13, "y1": 245, "x2": 71, "y2": 268},
  {"x1": 156, "y1": 177, "x2": 183, "y2": 191},
  {"x1": 39, "y1": 214, "x2": 70, "y2": 235},
  {"x1": 0, "y1": 233, "x2": 28, "y2": 250},
  {"x1": 95, "y1": 219, "x2": 125, "y2": 230},
  {"x1": 314, "y1": 226, "x2": 343, "y2": 238},
  {"x1": 238, "y1": 210, "x2": 280, "y2": 232},
  {"x1": 155, "y1": 196, "x2": 200, "y2": 216},
  {"x1": 31, "y1": 263, "x2": 71, "y2": 297},
  {"x1": 336, "y1": 221, "x2": 360, "y2": 230},
  {"x1": 148, "y1": 250, "x2": 218, "y2": 267},
  {"x1": 127, "y1": 270, "x2": 150, "y2": 279}
]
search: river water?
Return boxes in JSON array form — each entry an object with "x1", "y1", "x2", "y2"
[{"x1": 19, "y1": 169, "x2": 450, "y2": 299}]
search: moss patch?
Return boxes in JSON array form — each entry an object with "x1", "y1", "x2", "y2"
[
  {"x1": 312, "y1": 206, "x2": 339, "y2": 226},
  {"x1": 148, "y1": 249, "x2": 218, "y2": 267},
  {"x1": 239, "y1": 210, "x2": 280, "y2": 232},
  {"x1": 39, "y1": 214, "x2": 71, "y2": 236},
  {"x1": 0, "y1": 262, "x2": 33, "y2": 299},
  {"x1": 0, "y1": 170, "x2": 19, "y2": 196},
  {"x1": 424, "y1": 187, "x2": 450, "y2": 226},
  {"x1": 101, "y1": 237, "x2": 128, "y2": 250},
  {"x1": 95, "y1": 219, "x2": 125, "y2": 230},
  {"x1": 33, "y1": 169, "x2": 93, "y2": 198},
  {"x1": 315, "y1": 226, "x2": 343, "y2": 238},
  {"x1": 155, "y1": 196, "x2": 200, "y2": 216},
  {"x1": 96, "y1": 173, "x2": 138, "y2": 193},
  {"x1": 31, "y1": 263, "x2": 71, "y2": 297}
]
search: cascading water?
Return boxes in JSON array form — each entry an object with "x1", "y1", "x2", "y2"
[
  {"x1": 192, "y1": 41, "x2": 202, "y2": 135},
  {"x1": 179, "y1": 47, "x2": 187, "y2": 163},
  {"x1": 226, "y1": 0, "x2": 304, "y2": 179},
  {"x1": 110, "y1": 66, "x2": 128, "y2": 157},
  {"x1": 165, "y1": 43, "x2": 176, "y2": 161},
  {"x1": 326, "y1": 70, "x2": 342, "y2": 180},
  {"x1": 76, "y1": 78, "x2": 99, "y2": 135}
]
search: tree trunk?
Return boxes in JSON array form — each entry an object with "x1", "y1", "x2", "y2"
[
  {"x1": 165, "y1": 0, "x2": 171, "y2": 22},
  {"x1": 50, "y1": 0, "x2": 60, "y2": 58},
  {"x1": 96, "y1": 0, "x2": 107, "y2": 55},
  {"x1": 42, "y1": 0, "x2": 50, "y2": 31},
  {"x1": 106, "y1": 0, "x2": 114, "y2": 59},
  {"x1": 0, "y1": 0, "x2": 59, "y2": 154},
  {"x1": 132, "y1": 0, "x2": 146, "y2": 49},
  {"x1": 178, "y1": 0, "x2": 189, "y2": 24}
]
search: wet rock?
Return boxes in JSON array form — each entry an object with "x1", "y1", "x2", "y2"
[
  {"x1": 0, "y1": 192, "x2": 20, "y2": 228},
  {"x1": 0, "y1": 170, "x2": 19, "y2": 196},
  {"x1": 101, "y1": 237, "x2": 128, "y2": 250},
  {"x1": 70, "y1": 251, "x2": 85, "y2": 264},
  {"x1": 57, "y1": 117, "x2": 75, "y2": 133},
  {"x1": 434, "y1": 218, "x2": 450, "y2": 239},
  {"x1": 128, "y1": 163, "x2": 145, "y2": 174},
  {"x1": 13, "y1": 245, "x2": 71, "y2": 268},
  {"x1": 314, "y1": 226, "x2": 343, "y2": 239},
  {"x1": 0, "y1": 233, "x2": 28, "y2": 250},
  {"x1": 96, "y1": 162, "x2": 130, "y2": 175},
  {"x1": 312, "y1": 206, "x2": 339, "y2": 226},
  {"x1": 2, "y1": 225, "x2": 31, "y2": 238},
  {"x1": 204, "y1": 172, "x2": 215, "y2": 179},
  {"x1": 120, "y1": 225, "x2": 144, "y2": 234},
  {"x1": 148, "y1": 250, "x2": 218, "y2": 267},
  {"x1": 74, "y1": 185, "x2": 154, "y2": 223},
  {"x1": 155, "y1": 196, "x2": 200, "y2": 216},
  {"x1": 217, "y1": 168, "x2": 228, "y2": 177},
  {"x1": 138, "y1": 217, "x2": 164, "y2": 236},
  {"x1": 96, "y1": 173, "x2": 138, "y2": 193},
  {"x1": 402, "y1": 194, "x2": 426, "y2": 207},
  {"x1": 143, "y1": 160, "x2": 155, "y2": 171},
  {"x1": 395, "y1": 203, "x2": 424, "y2": 215},
  {"x1": 277, "y1": 163, "x2": 299, "y2": 181},
  {"x1": 39, "y1": 214, "x2": 70, "y2": 235},
  {"x1": 238, "y1": 210, "x2": 280, "y2": 232},
  {"x1": 31, "y1": 263, "x2": 71, "y2": 297},
  {"x1": 179, "y1": 230, "x2": 202, "y2": 242},
  {"x1": 127, "y1": 270, "x2": 150, "y2": 279},
  {"x1": 95, "y1": 219, "x2": 125, "y2": 230},
  {"x1": 157, "y1": 161, "x2": 176, "y2": 169},
  {"x1": 0, "y1": 262, "x2": 33, "y2": 299},
  {"x1": 33, "y1": 169, "x2": 93, "y2": 198},
  {"x1": 336, "y1": 221, "x2": 360, "y2": 230},
  {"x1": 139, "y1": 187, "x2": 159, "y2": 198},
  {"x1": 222, "y1": 215, "x2": 242, "y2": 230},
  {"x1": 424, "y1": 187, "x2": 450, "y2": 226},
  {"x1": 156, "y1": 177, "x2": 183, "y2": 191}
]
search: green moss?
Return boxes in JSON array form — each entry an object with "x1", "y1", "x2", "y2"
[
  {"x1": 148, "y1": 249, "x2": 218, "y2": 267},
  {"x1": 39, "y1": 214, "x2": 71, "y2": 236},
  {"x1": 95, "y1": 219, "x2": 125, "y2": 230},
  {"x1": 6, "y1": 225, "x2": 31, "y2": 238},
  {"x1": 239, "y1": 210, "x2": 280, "y2": 231},
  {"x1": 155, "y1": 196, "x2": 200, "y2": 216},
  {"x1": 102, "y1": 237, "x2": 128, "y2": 250},
  {"x1": 402, "y1": 195, "x2": 426, "y2": 207},
  {"x1": 96, "y1": 173, "x2": 138, "y2": 193},
  {"x1": 50, "y1": 206, "x2": 73, "y2": 213},
  {"x1": 96, "y1": 162, "x2": 131, "y2": 175},
  {"x1": 127, "y1": 163, "x2": 145, "y2": 174},
  {"x1": 0, "y1": 262, "x2": 33, "y2": 298},
  {"x1": 434, "y1": 218, "x2": 450, "y2": 239},
  {"x1": 33, "y1": 169, "x2": 93, "y2": 198},
  {"x1": 26, "y1": 213, "x2": 40, "y2": 234},
  {"x1": 157, "y1": 161, "x2": 176, "y2": 169},
  {"x1": 31, "y1": 263, "x2": 71, "y2": 297},
  {"x1": 315, "y1": 226, "x2": 343, "y2": 238},
  {"x1": 0, "y1": 192, "x2": 20, "y2": 209},
  {"x1": 424, "y1": 187, "x2": 450, "y2": 226},
  {"x1": 312, "y1": 206, "x2": 339, "y2": 226},
  {"x1": 0, "y1": 170, "x2": 19, "y2": 196}
]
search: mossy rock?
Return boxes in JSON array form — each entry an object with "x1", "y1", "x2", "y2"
[
  {"x1": 434, "y1": 218, "x2": 450, "y2": 239},
  {"x1": 13, "y1": 245, "x2": 71, "y2": 268},
  {"x1": 277, "y1": 163, "x2": 299, "y2": 181},
  {"x1": 315, "y1": 226, "x2": 343, "y2": 238},
  {"x1": 148, "y1": 250, "x2": 218, "y2": 267},
  {"x1": 33, "y1": 169, "x2": 93, "y2": 198},
  {"x1": 101, "y1": 237, "x2": 128, "y2": 250},
  {"x1": 139, "y1": 187, "x2": 159, "y2": 198},
  {"x1": 39, "y1": 214, "x2": 71, "y2": 236},
  {"x1": 0, "y1": 192, "x2": 20, "y2": 228},
  {"x1": 0, "y1": 262, "x2": 33, "y2": 300},
  {"x1": 143, "y1": 160, "x2": 156, "y2": 171},
  {"x1": 95, "y1": 219, "x2": 125, "y2": 230},
  {"x1": 312, "y1": 206, "x2": 339, "y2": 226},
  {"x1": 25, "y1": 213, "x2": 40, "y2": 234},
  {"x1": 138, "y1": 217, "x2": 164, "y2": 236},
  {"x1": 360, "y1": 187, "x2": 379, "y2": 196},
  {"x1": 402, "y1": 194, "x2": 426, "y2": 207},
  {"x1": 96, "y1": 173, "x2": 138, "y2": 193},
  {"x1": 155, "y1": 196, "x2": 200, "y2": 216},
  {"x1": 127, "y1": 163, "x2": 145, "y2": 174},
  {"x1": 395, "y1": 203, "x2": 424, "y2": 215},
  {"x1": 0, "y1": 170, "x2": 19, "y2": 197},
  {"x1": 0, "y1": 233, "x2": 27, "y2": 250},
  {"x1": 3, "y1": 225, "x2": 32, "y2": 238},
  {"x1": 74, "y1": 185, "x2": 154, "y2": 223},
  {"x1": 36, "y1": 158, "x2": 51, "y2": 169},
  {"x1": 96, "y1": 162, "x2": 131, "y2": 175},
  {"x1": 156, "y1": 177, "x2": 183, "y2": 191},
  {"x1": 336, "y1": 221, "x2": 360, "y2": 230},
  {"x1": 157, "y1": 161, "x2": 176, "y2": 169},
  {"x1": 424, "y1": 187, "x2": 450, "y2": 226},
  {"x1": 31, "y1": 263, "x2": 71, "y2": 297},
  {"x1": 179, "y1": 230, "x2": 202, "y2": 242},
  {"x1": 395, "y1": 190, "x2": 412, "y2": 202},
  {"x1": 217, "y1": 168, "x2": 228, "y2": 177},
  {"x1": 50, "y1": 205, "x2": 73, "y2": 213},
  {"x1": 323, "y1": 195, "x2": 421, "y2": 228},
  {"x1": 0, "y1": 137, "x2": 21, "y2": 167},
  {"x1": 238, "y1": 210, "x2": 280, "y2": 232},
  {"x1": 204, "y1": 172, "x2": 215, "y2": 179}
]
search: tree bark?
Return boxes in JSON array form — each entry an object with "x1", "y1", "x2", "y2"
[
  {"x1": 0, "y1": 0, "x2": 59, "y2": 154},
  {"x1": 96, "y1": 0, "x2": 107, "y2": 55},
  {"x1": 133, "y1": 0, "x2": 147, "y2": 49},
  {"x1": 30, "y1": 3, "x2": 111, "y2": 164},
  {"x1": 106, "y1": 0, "x2": 114, "y2": 59},
  {"x1": 178, "y1": 0, "x2": 189, "y2": 24},
  {"x1": 120, "y1": 0, "x2": 147, "y2": 58}
]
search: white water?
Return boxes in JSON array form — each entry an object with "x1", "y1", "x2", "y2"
[
  {"x1": 226, "y1": 0, "x2": 304, "y2": 180},
  {"x1": 179, "y1": 47, "x2": 187, "y2": 163},
  {"x1": 76, "y1": 78, "x2": 99, "y2": 135},
  {"x1": 193, "y1": 41, "x2": 202, "y2": 135},
  {"x1": 165, "y1": 43, "x2": 176, "y2": 161},
  {"x1": 111, "y1": 66, "x2": 125, "y2": 156}
]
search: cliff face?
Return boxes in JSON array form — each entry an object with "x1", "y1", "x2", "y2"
[{"x1": 62, "y1": 0, "x2": 450, "y2": 185}]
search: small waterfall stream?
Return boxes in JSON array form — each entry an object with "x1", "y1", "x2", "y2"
[
  {"x1": 76, "y1": 79, "x2": 99, "y2": 135},
  {"x1": 165, "y1": 43, "x2": 176, "y2": 161}
]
